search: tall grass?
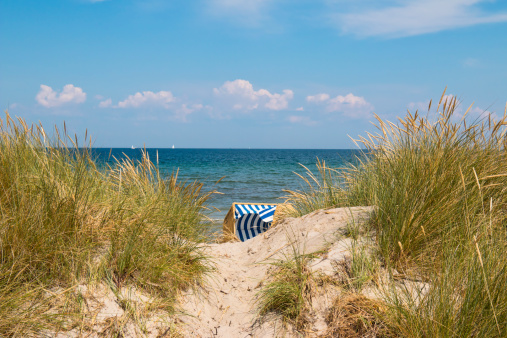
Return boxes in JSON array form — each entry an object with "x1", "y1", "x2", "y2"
[
  {"x1": 105, "y1": 154, "x2": 213, "y2": 295},
  {"x1": 282, "y1": 159, "x2": 346, "y2": 218},
  {"x1": 381, "y1": 217, "x2": 507, "y2": 337},
  {"x1": 257, "y1": 242, "x2": 314, "y2": 330},
  {"x1": 286, "y1": 91, "x2": 507, "y2": 336},
  {"x1": 0, "y1": 113, "x2": 214, "y2": 335},
  {"x1": 344, "y1": 93, "x2": 507, "y2": 275}
]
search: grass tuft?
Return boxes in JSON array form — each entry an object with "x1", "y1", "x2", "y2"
[
  {"x1": 0, "y1": 112, "x2": 214, "y2": 335},
  {"x1": 324, "y1": 294, "x2": 391, "y2": 338},
  {"x1": 282, "y1": 159, "x2": 346, "y2": 218},
  {"x1": 256, "y1": 243, "x2": 314, "y2": 331},
  {"x1": 285, "y1": 91, "x2": 507, "y2": 336},
  {"x1": 336, "y1": 239, "x2": 379, "y2": 292}
]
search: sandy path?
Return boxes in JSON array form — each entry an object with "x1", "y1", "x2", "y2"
[{"x1": 176, "y1": 206, "x2": 373, "y2": 337}]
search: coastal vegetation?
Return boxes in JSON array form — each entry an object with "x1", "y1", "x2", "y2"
[
  {"x1": 0, "y1": 113, "x2": 214, "y2": 336},
  {"x1": 281, "y1": 91, "x2": 507, "y2": 336},
  {"x1": 3, "y1": 88, "x2": 507, "y2": 336},
  {"x1": 257, "y1": 243, "x2": 315, "y2": 331}
]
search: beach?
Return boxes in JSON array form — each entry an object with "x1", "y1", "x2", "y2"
[{"x1": 3, "y1": 101, "x2": 507, "y2": 337}]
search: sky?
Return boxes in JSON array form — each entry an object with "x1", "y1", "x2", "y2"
[{"x1": 1, "y1": 0, "x2": 507, "y2": 148}]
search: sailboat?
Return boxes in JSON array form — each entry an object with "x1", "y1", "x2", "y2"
[
  {"x1": 172, "y1": 145, "x2": 175, "y2": 149},
  {"x1": 131, "y1": 145, "x2": 135, "y2": 149}
]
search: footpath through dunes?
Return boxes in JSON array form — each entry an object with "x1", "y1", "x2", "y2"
[{"x1": 176, "y1": 206, "x2": 374, "y2": 337}]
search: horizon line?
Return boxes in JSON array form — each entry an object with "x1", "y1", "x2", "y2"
[{"x1": 89, "y1": 147, "x2": 364, "y2": 150}]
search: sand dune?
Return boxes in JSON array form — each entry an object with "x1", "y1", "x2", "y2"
[{"x1": 176, "y1": 206, "x2": 374, "y2": 337}]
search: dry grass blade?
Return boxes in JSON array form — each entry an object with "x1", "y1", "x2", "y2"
[
  {"x1": 284, "y1": 91, "x2": 507, "y2": 336},
  {"x1": 473, "y1": 235, "x2": 501, "y2": 336},
  {"x1": 324, "y1": 294, "x2": 391, "y2": 338},
  {"x1": 256, "y1": 240, "x2": 314, "y2": 332},
  {"x1": 282, "y1": 158, "x2": 348, "y2": 217},
  {"x1": 0, "y1": 112, "x2": 215, "y2": 335}
]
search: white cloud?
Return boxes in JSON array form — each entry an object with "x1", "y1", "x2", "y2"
[
  {"x1": 176, "y1": 103, "x2": 204, "y2": 122},
  {"x1": 100, "y1": 90, "x2": 207, "y2": 121},
  {"x1": 99, "y1": 98, "x2": 112, "y2": 108},
  {"x1": 306, "y1": 92, "x2": 373, "y2": 118},
  {"x1": 296, "y1": 107, "x2": 304, "y2": 111},
  {"x1": 117, "y1": 91, "x2": 175, "y2": 109},
  {"x1": 333, "y1": 0, "x2": 507, "y2": 38},
  {"x1": 36, "y1": 84, "x2": 86, "y2": 108},
  {"x1": 306, "y1": 93, "x2": 330, "y2": 103},
  {"x1": 470, "y1": 106, "x2": 500, "y2": 120},
  {"x1": 213, "y1": 79, "x2": 293, "y2": 111},
  {"x1": 441, "y1": 94, "x2": 456, "y2": 104}
]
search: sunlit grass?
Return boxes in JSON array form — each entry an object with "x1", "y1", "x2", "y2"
[
  {"x1": 284, "y1": 90, "x2": 507, "y2": 336},
  {"x1": 256, "y1": 242, "x2": 314, "y2": 331},
  {"x1": 281, "y1": 158, "x2": 347, "y2": 218},
  {"x1": 0, "y1": 112, "x2": 214, "y2": 335}
]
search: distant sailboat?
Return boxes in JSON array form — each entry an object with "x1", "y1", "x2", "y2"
[
  {"x1": 131, "y1": 145, "x2": 135, "y2": 149},
  {"x1": 172, "y1": 145, "x2": 175, "y2": 149}
]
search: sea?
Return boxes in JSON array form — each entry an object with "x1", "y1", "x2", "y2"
[{"x1": 92, "y1": 148, "x2": 362, "y2": 221}]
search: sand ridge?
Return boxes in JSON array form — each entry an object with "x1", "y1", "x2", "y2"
[
  {"x1": 49, "y1": 206, "x2": 374, "y2": 337},
  {"x1": 176, "y1": 206, "x2": 374, "y2": 337}
]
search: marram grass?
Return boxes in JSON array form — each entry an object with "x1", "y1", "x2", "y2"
[
  {"x1": 281, "y1": 158, "x2": 346, "y2": 218},
  {"x1": 256, "y1": 242, "x2": 314, "y2": 331},
  {"x1": 344, "y1": 92, "x2": 507, "y2": 275},
  {"x1": 285, "y1": 90, "x2": 507, "y2": 337},
  {"x1": 0, "y1": 112, "x2": 214, "y2": 335}
]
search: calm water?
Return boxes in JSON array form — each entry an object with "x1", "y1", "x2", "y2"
[{"x1": 92, "y1": 149, "x2": 362, "y2": 220}]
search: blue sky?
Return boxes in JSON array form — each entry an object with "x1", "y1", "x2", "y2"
[{"x1": 1, "y1": 0, "x2": 506, "y2": 148}]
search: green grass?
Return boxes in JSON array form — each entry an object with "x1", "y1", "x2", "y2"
[
  {"x1": 285, "y1": 91, "x2": 507, "y2": 337},
  {"x1": 256, "y1": 243, "x2": 314, "y2": 330},
  {"x1": 344, "y1": 93, "x2": 507, "y2": 275},
  {"x1": 282, "y1": 158, "x2": 347, "y2": 218},
  {"x1": 337, "y1": 239, "x2": 379, "y2": 292},
  {"x1": 0, "y1": 112, "x2": 214, "y2": 336}
]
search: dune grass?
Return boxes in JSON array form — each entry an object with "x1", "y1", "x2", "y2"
[
  {"x1": 281, "y1": 158, "x2": 346, "y2": 218},
  {"x1": 324, "y1": 294, "x2": 391, "y2": 338},
  {"x1": 256, "y1": 242, "x2": 314, "y2": 331},
  {"x1": 0, "y1": 113, "x2": 214, "y2": 335},
  {"x1": 345, "y1": 93, "x2": 507, "y2": 275},
  {"x1": 284, "y1": 91, "x2": 507, "y2": 336}
]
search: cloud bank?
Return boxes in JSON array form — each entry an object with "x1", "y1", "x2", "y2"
[
  {"x1": 213, "y1": 79, "x2": 293, "y2": 111},
  {"x1": 36, "y1": 84, "x2": 87, "y2": 108},
  {"x1": 117, "y1": 91, "x2": 175, "y2": 109},
  {"x1": 39, "y1": 80, "x2": 377, "y2": 124},
  {"x1": 306, "y1": 92, "x2": 373, "y2": 118}
]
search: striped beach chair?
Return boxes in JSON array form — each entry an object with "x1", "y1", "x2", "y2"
[{"x1": 223, "y1": 203, "x2": 278, "y2": 242}]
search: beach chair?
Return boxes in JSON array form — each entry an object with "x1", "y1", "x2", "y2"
[{"x1": 223, "y1": 203, "x2": 278, "y2": 242}]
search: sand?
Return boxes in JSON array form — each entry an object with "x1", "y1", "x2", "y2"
[
  {"x1": 176, "y1": 206, "x2": 374, "y2": 337},
  {"x1": 52, "y1": 206, "x2": 375, "y2": 337}
]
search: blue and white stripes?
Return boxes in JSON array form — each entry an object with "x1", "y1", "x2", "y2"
[{"x1": 234, "y1": 204, "x2": 277, "y2": 242}]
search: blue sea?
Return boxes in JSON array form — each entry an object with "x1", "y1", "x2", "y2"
[{"x1": 92, "y1": 149, "x2": 362, "y2": 221}]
